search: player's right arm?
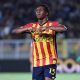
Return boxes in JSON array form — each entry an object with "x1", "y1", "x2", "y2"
[
  {"x1": 12, "y1": 27, "x2": 31, "y2": 33},
  {"x1": 12, "y1": 23, "x2": 34, "y2": 34}
]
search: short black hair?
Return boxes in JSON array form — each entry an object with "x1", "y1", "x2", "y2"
[{"x1": 36, "y1": 4, "x2": 49, "y2": 15}]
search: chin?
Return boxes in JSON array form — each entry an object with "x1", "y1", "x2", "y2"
[{"x1": 38, "y1": 17, "x2": 45, "y2": 20}]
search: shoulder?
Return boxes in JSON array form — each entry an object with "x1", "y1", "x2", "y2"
[
  {"x1": 30, "y1": 22, "x2": 38, "y2": 27},
  {"x1": 21, "y1": 22, "x2": 37, "y2": 28},
  {"x1": 48, "y1": 21, "x2": 59, "y2": 26}
]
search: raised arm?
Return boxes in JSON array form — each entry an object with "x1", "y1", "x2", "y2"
[
  {"x1": 34, "y1": 24, "x2": 67, "y2": 32},
  {"x1": 35, "y1": 22, "x2": 67, "y2": 32},
  {"x1": 49, "y1": 24, "x2": 67, "y2": 32},
  {"x1": 12, "y1": 27, "x2": 31, "y2": 33},
  {"x1": 12, "y1": 23, "x2": 34, "y2": 34}
]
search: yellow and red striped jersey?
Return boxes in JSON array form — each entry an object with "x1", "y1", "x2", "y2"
[{"x1": 21, "y1": 21, "x2": 59, "y2": 67}]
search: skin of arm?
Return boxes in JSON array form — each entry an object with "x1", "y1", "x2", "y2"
[
  {"x1": 12, "y1": 27, "x2": 35, "y2": 34},
  {"x1": 12, "y1": 24, "x2": 67, "y2": 34},
  {"x1": 48, "y1": 24, "x2": 67, "y2": 32},
  {"x1": 36, "y1": 24, "x2": 67, "y2": 32}
]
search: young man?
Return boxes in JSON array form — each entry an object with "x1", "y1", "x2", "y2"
[{"x1": 13, "y1": 4, "x2": 67, "y2": 80}]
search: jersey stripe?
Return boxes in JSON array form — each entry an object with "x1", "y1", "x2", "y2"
[
  {"x1": 32, "y1": 42, "x2": 34, "y2": 67},
  {"x1": 52, "y1": 31, "x2": 57, "y2": 59},
  {"x1": 52, "y1": 30, "x2": 57, "y2": 59},
  {"x1": 51, "y1": 42, "x2": 57, "y2": 64},
  {"x1": 35, "y1": 43, "x2": 40, "y2": 66},
  {"x1": 35, "y1": 23, "x2": 42, "y2": 66},
  {"x1": 36, "y1": 42, "x2": 42, "y2": 66},
  {"x1": 33, "y1": 43, "x2": 37, "y2": 66},
  {"x1": 32, "y1": 24, "x2": 36, "y2": 67},
  {"x1": 46, "y1": 22, "x2": 53, "y2": 64},
  {"x1": 33, "y1": 23, "x2": 40, "y2": 66},
  {"x1": 40, "y1": 42, "x2": 46, "y2": 65},
  {"x1": 46, "y1": 42, "x2": 53, "y2": 64},
  {"x1": 43, "y1": 42, "x2": 49, "y2": 65},
  {"x1": 54, "y1": 46, "x2": 58, "y2": 60},
  {"x1": 49, "y1": 42, "x2": 56, "y2": 58}
]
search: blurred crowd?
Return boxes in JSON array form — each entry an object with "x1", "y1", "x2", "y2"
[{"x1": 0, "y1": 0, "x2": 80, "y2": 39}]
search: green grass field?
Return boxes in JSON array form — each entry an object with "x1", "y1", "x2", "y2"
[{"x1": 0, "y1": 73, "x2": 79, "y2": 80}]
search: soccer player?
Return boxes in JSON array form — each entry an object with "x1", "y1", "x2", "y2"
[{"x1": 13, "y1": 4, "x2": 67, "y2": 80}]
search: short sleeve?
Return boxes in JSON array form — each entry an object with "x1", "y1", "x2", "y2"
[
  {"x1": 52, "y1": 22, "x2": 59, "y2": 27},
  {"x1": 20, "y1": 23, "x2": 33, "y2": 28}
]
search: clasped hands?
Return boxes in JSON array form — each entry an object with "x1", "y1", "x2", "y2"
[{"x1": 29, "y1": 27, "x2": 49, "y2": 33}]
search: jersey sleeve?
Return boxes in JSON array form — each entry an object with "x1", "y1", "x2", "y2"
[
  {"x1": 20, "y1": 23, "x2": 33, "y2": 28},
  {"x1": 52, "y1": 22, "x2": 59, "y2": 27}
]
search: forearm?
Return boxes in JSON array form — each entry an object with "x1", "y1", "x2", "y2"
[
  {"x1": 12, "y1": 28, "x2": 25, "y2": 33},
  {"x1": 49, "y1": 24, "x2": 67, "y2": 32},
  {"x1": 12, "y1": 27, "x2": 31, "y2": 33}
]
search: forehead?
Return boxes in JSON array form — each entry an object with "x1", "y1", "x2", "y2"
[{"x1": 36, "y1": 6, "x2": 45, "y2": 10}]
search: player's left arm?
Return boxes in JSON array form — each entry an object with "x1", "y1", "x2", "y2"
[
  {"x1": 35, "y1": 24, "x2": 67, "y2": 32},
  {"x1": 49, "y1": 24, "x2": 67, "y2": 32}
]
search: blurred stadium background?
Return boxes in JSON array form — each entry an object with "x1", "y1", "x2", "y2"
[{"x1": 0, "y1": 0, "x2": 80, "y2": 80}]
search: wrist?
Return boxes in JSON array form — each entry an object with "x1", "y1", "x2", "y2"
[{"x1": 49, "y1": 26, "x2": 55, "y2": 30}]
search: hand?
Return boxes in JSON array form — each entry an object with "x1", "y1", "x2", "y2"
[
  {"x1": 41, "y1": 27, "x2": 47, "y2": 31},
  {"x1": 36, "y1": 27, "x2": 47, "y2": 32}
]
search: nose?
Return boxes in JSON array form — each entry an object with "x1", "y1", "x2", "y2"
[{"x1": 36, "y1": 10, "x2": 40, "y2": 14}]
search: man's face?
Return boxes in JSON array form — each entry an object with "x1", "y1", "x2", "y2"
[{"x1": 35, "y1": 6, "x2": 48, "y2": 19}]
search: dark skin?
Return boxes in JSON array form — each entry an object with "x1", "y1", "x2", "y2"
[{"x1": 12, "y1": 6, "x2": 67, "y2": 80}]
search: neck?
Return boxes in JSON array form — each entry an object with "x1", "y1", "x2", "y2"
[{"x1": 38, "y1": 17, "x2": 48, "y2": 26}]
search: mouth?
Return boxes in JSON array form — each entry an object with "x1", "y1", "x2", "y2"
[
  {"x1": 37, "y1": 14, "x2": 42, "y2": 17},
  {"x1": 37, "y1": 14, "x2": 41, "y2": 16}
]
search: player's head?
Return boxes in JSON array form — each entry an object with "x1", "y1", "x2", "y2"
[{"x1": 35, "y1": 4, "x2": 49, "y2": 19}]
